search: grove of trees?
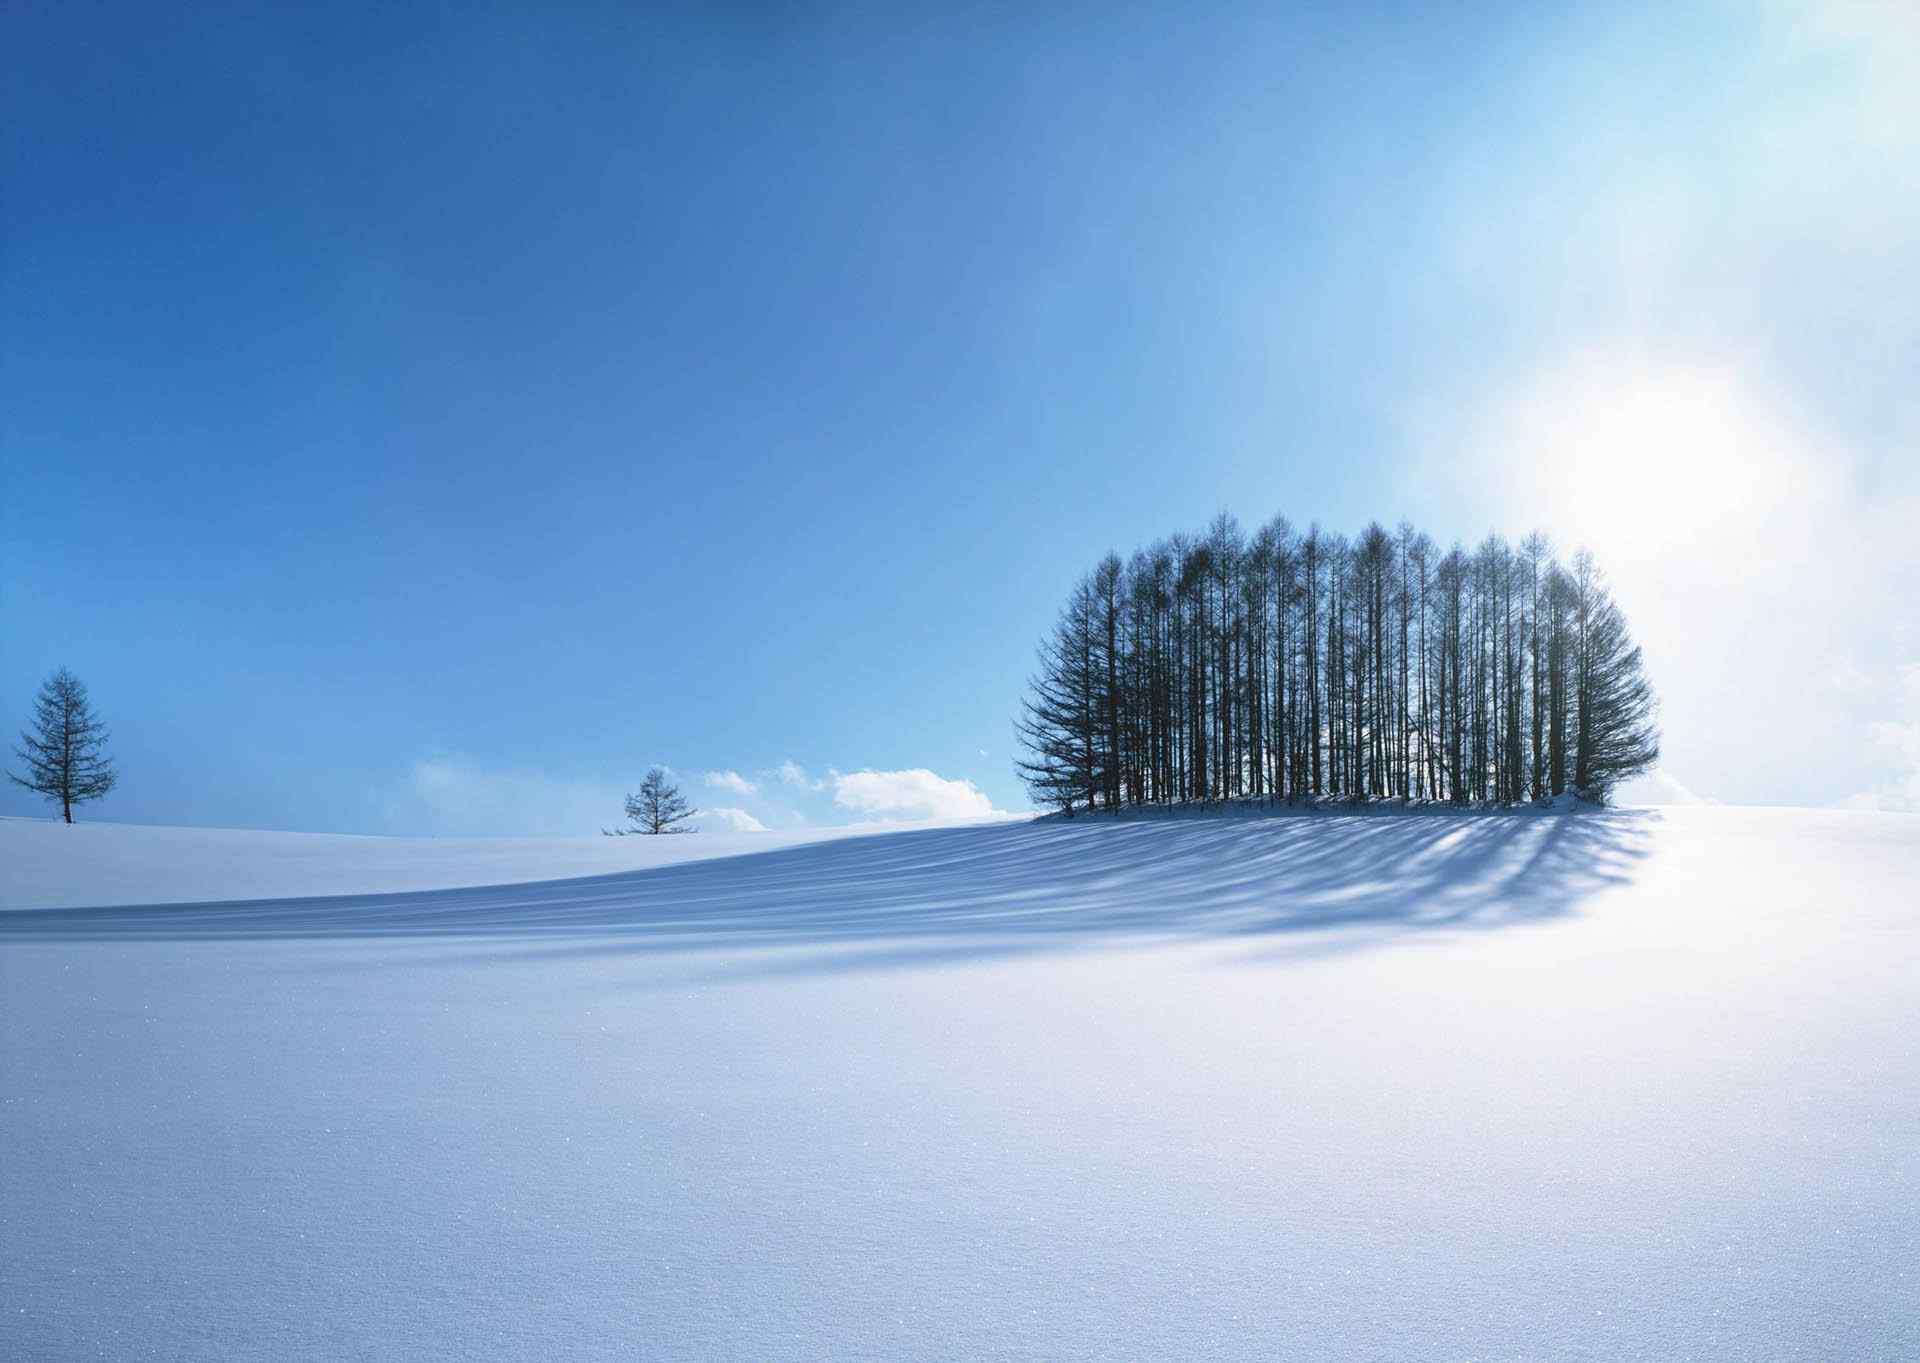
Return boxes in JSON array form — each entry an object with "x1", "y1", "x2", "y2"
[
  {"x1": 1017, "y1": 514, "x2": 1657, "y2": 814},
  {"x1": 10, "y1": 667, "x2": 118, "y2": 823}
]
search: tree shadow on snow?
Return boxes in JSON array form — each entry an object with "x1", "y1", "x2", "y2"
[{"x1": 0, "y1": 809, "x2": 1656, "y2": 975}]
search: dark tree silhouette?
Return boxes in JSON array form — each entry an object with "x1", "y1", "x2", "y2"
[
  {"x1": 1569, "y1": 552, "x2": 1662, "y2": 800},
  {"x1": 1015, "y1": 579, "x2": 1102, "y2": 814},
  {"x1": 607, "y1": 767, "x2": 698, "y2": 834},
  {"x1": 1016, "y1": 517, "x2": 1658, "y2": 812},
  {"x1": 10, "y1": 667, "x2": 118, "y2": 823}
]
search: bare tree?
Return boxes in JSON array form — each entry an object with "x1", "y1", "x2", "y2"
[
  {"x1": 607, "y1": 767, "x2": 698, "y2": 834},
  {"x1": 1569, "y1": 552, "x2": 1660, "y2": 800},
  {"x1": 1014, "y1": 576, "x2": 1102, "y2": 814},
  {"x1": 10, "y1": 667, "x2": 118, "y2": 824}
]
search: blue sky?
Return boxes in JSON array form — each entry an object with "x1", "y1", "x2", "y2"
[{"x1": 5, "y1": 2, "x2": 1916, "y2": 833}]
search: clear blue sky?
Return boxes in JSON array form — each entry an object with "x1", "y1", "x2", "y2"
[{"x1": 5, "y1": 2, "x2": 1916, "y2": 832}]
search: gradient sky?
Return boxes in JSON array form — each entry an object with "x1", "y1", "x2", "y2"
[{"x1": 4, "y1": 1, "x2": 1916, "y2": 834}]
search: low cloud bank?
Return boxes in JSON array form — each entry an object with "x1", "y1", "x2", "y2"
[
  {"x1": 373, "y1": 755, "x2": 1013, "y2": 836},
  {"x1": 703, "y1": 770, "x2": 759, "y2": 797},
  {"x1": 830, "y1": 768, "x2": 1002, "y2": 821},
  {"x1": 700, "y1": 806, "x2": 768, "y2": 832},
  {"x1": 1838, "y1": 663, "x2": 1920, "y2": 812}
]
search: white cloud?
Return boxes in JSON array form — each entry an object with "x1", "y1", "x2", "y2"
[
  {"x1": 368, "y1": 757, "x2": 1003, "y2": 835},
  {"x1": 703, "y1": 769, "x2": 759, "y2": 797},
  {"x1": 772, "y1": 759, "x2": 828, "y2": 791},
  {"x1": 830, "y1": 768, "x2": 1001, "y2": 821},
  {"x1": 1838, "y1": 663, "x2": 1920, "y2": 812},
  {"x1": 699, "y1": 805, "x2": 768, "y2": 833}
]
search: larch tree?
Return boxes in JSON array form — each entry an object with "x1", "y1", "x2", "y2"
[
  {"x1": 1569, "y1": 552, "x2": 1661, "y2": 801},
  {"x1": 1015, "y1": 577, "x2": 1102, "y2": 814},
  {"x1": 609, "y1": 766, "x2": 699, "y2": 834},
  {"x1": 1014, "y1": 514, "x2": 1660, "y2": 813},
  {"x1": 10, "y1": 667, "x2": 118, "y2": 824}
]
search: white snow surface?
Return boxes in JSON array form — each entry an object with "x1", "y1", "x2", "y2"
[
  {"x1": 2, "y1": 804, "x2": 1915, "y2": 1360},
  {"x1": 0, "y1": 814, "x2": 1007, "y2": 911}
]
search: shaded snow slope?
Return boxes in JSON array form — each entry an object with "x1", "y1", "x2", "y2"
[
  {"x1": 2, "y1": 805, "x2": 1916, "y2": 1361},
  {"x1": 0, "y1": 815, "x2": 1011, "y2": 911}
]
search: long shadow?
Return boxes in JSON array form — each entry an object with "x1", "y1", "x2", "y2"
[{"x1": 0, "y1": 809, "x2": 1656, "y2": 973}]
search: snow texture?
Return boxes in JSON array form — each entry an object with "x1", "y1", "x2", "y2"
[
  {"x1": 0, "y1": 815, "x2": 1003, "y2": 911},
  {"x1": 2, "y1": 805, "x2": 1916, "y2": 1360}
]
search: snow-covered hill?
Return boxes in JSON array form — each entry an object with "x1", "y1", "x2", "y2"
[
  {"x1": 0, "y1": 814, "x2": 1005, "y2": 911},
  {"x1": 2, "y1": 805, "x2": 1915, "y2": 1360}
]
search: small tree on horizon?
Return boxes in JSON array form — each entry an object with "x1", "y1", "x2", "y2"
[
  {"x1": 607, "y1": 766, "x2": 698, "y2": 835},
  {"x1": 10, "y1": 667, "x2": 118, "y2": 824}
]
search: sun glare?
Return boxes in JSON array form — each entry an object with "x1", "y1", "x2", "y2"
[{"x1": 1503, "y1": 361, "x2": 1820, "y2": 577}]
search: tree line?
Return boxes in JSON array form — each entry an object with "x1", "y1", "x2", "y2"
[{"x1": 1016, "y1": 514, "x2": 1658, "y2": 814}]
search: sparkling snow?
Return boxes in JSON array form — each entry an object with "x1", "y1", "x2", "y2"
[{"x1": 2, "y1": 806, "x2": 1915, "y2": 1359}]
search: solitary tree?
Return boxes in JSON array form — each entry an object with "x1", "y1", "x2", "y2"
[
  {"x1": 608, "y1": 766, "x2": 698, "y2": 834},
  {"x1": 10, "y1": 667, "x2": 118, "y2": 823}
]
